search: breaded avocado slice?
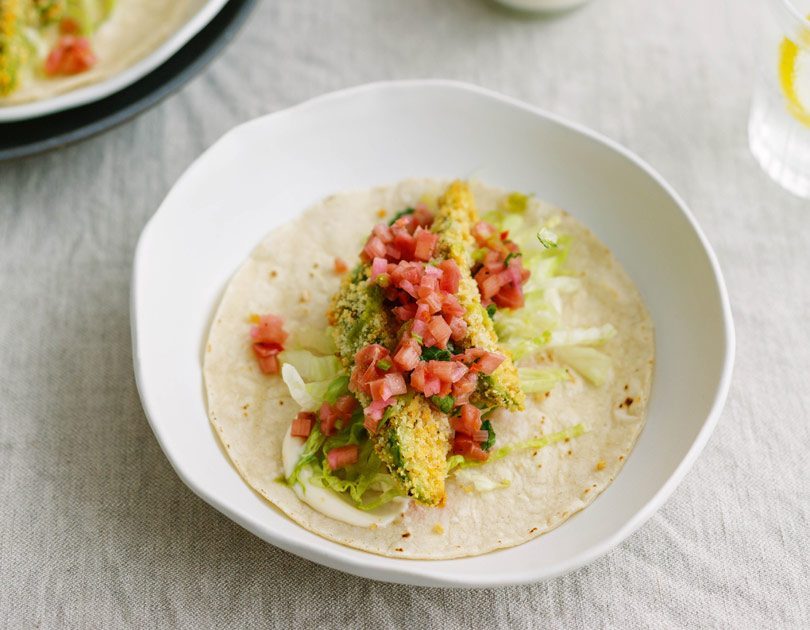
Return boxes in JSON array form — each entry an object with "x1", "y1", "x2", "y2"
[
  {"x1": 328, "y1": 264, "x2": 451, "y2": 506},
  {"x1": 372, "y1": 395, "x2": 452, "y2": 506},
  {"x1": 433, "y1": 181, "x2": 525, "y2": 411}
]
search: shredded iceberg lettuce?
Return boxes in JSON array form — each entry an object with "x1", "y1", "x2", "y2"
[
  {"x1": 279, "y1": 349, "x2": 342, "y2": 382},
  {"x1": 295, "y1": 410, "x2": 404, "y2": 511},
  {"x1": 483, "y1": 199, "x2": 617, "y2": 391},
  {"x1": 554, "y1": 346, "x2": 612, "y2": 387},
  {"x1": 545, "y1": 324, "x2": 616, "y2": 348},
  {"x1": 288, "y1": 326, "x2": 338, "y2": 355},
  {"x1": 518, "y1": 367, "x2": 570, "y2": 394},
  {"x1": 281, "y1": 363, "x2": 319, "y2": 411},
  {"x1": 447, "y1": 423, "x2": 587, "y2": 479}
]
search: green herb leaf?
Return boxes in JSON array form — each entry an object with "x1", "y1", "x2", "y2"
[
  {"x1": 323, "y1": 374, "x2": 350, "y2": 404},
  {"x1": 376, "y1": 358, "x2": 392, "y2": 371},
  {"x1": 486, "y1": 304, "x2": 497, "y2": 320},
  {"x1": 430, "y1": 395, "x2": 456, "y2": 414},
  {"x1": 536, "y1": 227, "x2": 559, "y2": 249},
  {"x1": 421, "y1": 346, "x2": 453, "y2": 361},
  {"x1": 388, "y1": 207, "x2": 415, "y2": 225}
]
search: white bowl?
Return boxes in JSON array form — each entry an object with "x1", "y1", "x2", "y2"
[
  {"x1": 131, "y1": 80, "x2": 734, "y2": 587},
  {"x1": 0, "y1": 0, "x2": 228, "y2": 122}
]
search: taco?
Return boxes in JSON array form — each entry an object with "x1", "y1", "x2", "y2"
[
  {"x1": 0, "y1": 0, "x2": 197, "y2": 104},
  {"x1": 204, "y1": 179, "x2": 654, "y2": 559}
]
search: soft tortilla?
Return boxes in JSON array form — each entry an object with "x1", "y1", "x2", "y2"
[
  {"x1": 1, "y1": 0, "x2": 201, "y2": 105},
  {"x1": 203, "y1": 179, "x2": 654, "y2": 559}
]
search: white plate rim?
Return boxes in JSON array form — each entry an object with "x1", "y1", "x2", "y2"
[
  {"x1": 0, "y1": 0, "x2": 230, "y2": 122},
  {"x1": 131, "y1": 79, "x2": 735, "y2": 587}
]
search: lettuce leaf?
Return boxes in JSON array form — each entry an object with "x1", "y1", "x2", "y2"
[
  {"x1": 518, "y1": 367, "x2": 570, "y2": 394},
  {"x1": 281, "y1": 363, "x2": 319, "y2": 410},
  {"x1": 279, "y1": 349, "x2": 342, "y2": 382},
  {"x1": 288, "y1": 327, "x2": 338, "y2": 356},
  {"x1": 309, "y1": 413, "x2": 404, "y2": 511},
  {"x1": 554, "y1": 346, "x2": 612, "y2": 386}
]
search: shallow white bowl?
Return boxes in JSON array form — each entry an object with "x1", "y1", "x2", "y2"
[
  {"x1": 0, "y1": 0, "x2": 227, "y2": 122},
  {"x1": 131, "y1": 80, "x2": 734, "y2": 587}
]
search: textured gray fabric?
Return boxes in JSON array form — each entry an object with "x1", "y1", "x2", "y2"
[{"x1": 1, "y1": 0, "x2": 808, "y2": 627}]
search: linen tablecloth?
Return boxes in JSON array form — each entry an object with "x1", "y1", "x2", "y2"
[{"x1": 1, "y1": 0, "x2": 808, "y2": 627}]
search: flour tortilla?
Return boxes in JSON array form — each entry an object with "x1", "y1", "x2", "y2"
[
  {"x1": 203, "y1": 179, "x2": 654, "y2": 559},
  {"x1": 1, "y1": 0, "x2": 201, "y2": 105}
]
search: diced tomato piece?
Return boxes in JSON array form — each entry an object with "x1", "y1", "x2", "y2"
[
  {"x1": 392, "y1": 303, "x2": 417, "y2": 321},
  {"x1": 450, "y1": 361, "x2": 469, "y2": 382},
  {"x1": 493, "y1": 284, "x2": 525, "y2": 309},
  {"x1": 327, "y1": 444, "x2": 359, "y2": 470},
  {"x1": 399, "y1": 279, "x2": 417, "y2": 298},
  {"x1": 452, "y1": 403, "x2": 482, "y2": 435},
  {"x1": 422, "y1": 375, "x2": 441, "y2": 397},
  {"x1": 59, "y1": 17, "x2": 81, "y2": 34},
  {"x1": 384, "y1": 372, "x2": 408, "y2": 396},
  {"x1": 478, "y1": 271, "x2": 503, "y2": 301},
  {"x1": 252, "y1": 341, "x2": 283, "y2": 358},
  {"x1": 448, "y1": 316, "x2": 467, "y2": 342},
  {"x1": 333, "y1": 257, "x2": 348, "y2": 274},
  {"x1": 392, "y1": 229, "x2": 415, "y2": 260},
  {"x1": 334, "y1": 395, "x2": 358, "y2": 417},
  {"x1": 363, "y1": 235, "x2": 387, "y2": 260},
  {"x1": 468, "y1": 444, "x2": 490, "y2": 461},
  {"x1": 421, "y1": 291, "x2": 443, "y2": 314},
  {"x1": 413, "y1": 228, "x2": 438, "y2": 261},
  {"x1": 410, "y1": 362, "x2": 427, "y2": 392},
  {"x1": 452, "y1": 371, "x2": 478, "y2": 402},
  {"x1": 351, "y1": 344, "x2": 389, "y2": 395},
  {"x1": 438, "y1": 259, "x2": 461, "y2": 293},
  {"x1": 252, "y1": 341, "x2": 282, "y2": 374},
  {"x1": 441, "y1": 294, "x2": 464, "y2": 318},
  {"x1": 319, "y1": 402, "x2": 341, "y2": 436},
  {"x1": 428, "y1": 315, "x2": 452, "y2": 349},
  {"x1": 474, "y1": 351, "x2": 506, "y2": 375},
  {"x1": 44, "y1": 36, "x2": 96, "y2": 76},
  {"x1": 411, "y1": 318, "x2": 428, "y2": 340},
  {"x1": 413, "y1": 203, "x2": 434, "y2": 227},
  {"x1": 369, "y1": 378, "x2": 390, "y2": 402},
  {"x1": 291, "y1": 412, "x2": 315, "y2": 438},
  {"x1": 452, "y1": 434, "x2": 490, "y2": 460},
  {"x1": 426, "y1": 360, "x2": 455, "y2": 383},
  {"x1": 371, "y1": 256, "x2": 388, "y2": 280},
  {"x1": 473, "y1": 429, "x2": 489, "y2": 442},
  {"x1": 385, "y1": 244, "x2": 402, "y2": 260},
  {"x1": 373, "y1": 223, "x2": 394, "y2": 243},
  {"x1": 363, "y1": 398, "x2": 393, "y2": 432},
  {"x1": 256, "y1": 354, "x2": 280, "y2": 374},
  {"x1": 472, "y1": 221, "x2": 497, "y2": 244},
  {"x1": 506, "y1": 262, "x2": 522, "y2": 286},
  {"x1": 251, "y1": 314, "x2": 288, "y2": 345},
  {"x1": 414, "y1": 301, "x2": 431, "y2": 322},
  {"x1": 393, "y1": 338, "x2": 421, "y2": 371},
  {"x1": 355, "y1": 344, "x2": 388, "y2": 367}
]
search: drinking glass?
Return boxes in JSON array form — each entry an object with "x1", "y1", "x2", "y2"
[{"x1": 749, "y1": 0, "x2": 810, "y2": 197}]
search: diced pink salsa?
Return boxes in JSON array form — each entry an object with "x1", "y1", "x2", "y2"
[
  {"x1": 291, "y1": 412, "x2": 315, "y2": 438},
  {"x1": 282, "y1": 203, "x2": 527, "y2": 461},
  {"x1": 346, "y1": 204, "x2": 527, "y2": 461},
  {"x1": 249, "y1": 313, "x2": 288, "y2": 374},
  {"x1": 470, "y1": 221, "x2": 530, "y2": 309},
  {"x1": 326, "y1": 444, "x2": 359, "y2": 470}
]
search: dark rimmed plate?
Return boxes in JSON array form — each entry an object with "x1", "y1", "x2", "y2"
[{"x1": 0, "y1": 0, "x2": 256, "y2": 161}]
